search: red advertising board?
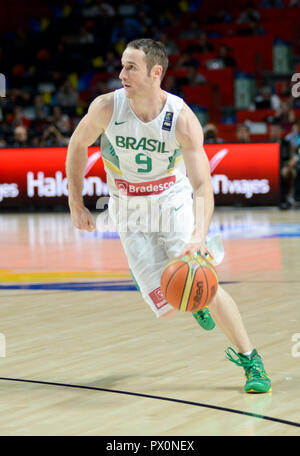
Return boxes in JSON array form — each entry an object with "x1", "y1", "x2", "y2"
[
  {"x1": 0, "y1": 143, "x2": 280, "y2": 208},
  {"x1": 0, "y1": 146, "x2": 107, "y2": 208},
  {"x1": 205, "y1": 143, "x2": 280, "y2": 205}
]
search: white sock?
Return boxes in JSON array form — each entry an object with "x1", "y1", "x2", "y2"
[{"x1": 242, "y1": 350, "x2": 253, "y2": 357}]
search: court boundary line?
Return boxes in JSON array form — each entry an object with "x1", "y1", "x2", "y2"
[
  {"x1": 0, "y1": 376, "x2": 299, "y2": 429},
  {"x1": 1, "y1": 280, "x2": 300, "y2": 292}
]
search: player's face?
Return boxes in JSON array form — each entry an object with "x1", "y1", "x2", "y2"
[{"x1": 119, "y1": 48, "x2": 154, "y2": 97}]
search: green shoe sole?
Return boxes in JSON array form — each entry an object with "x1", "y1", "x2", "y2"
[{"x1": 245, "y1": 383, "x2": 272, "y2": 393}]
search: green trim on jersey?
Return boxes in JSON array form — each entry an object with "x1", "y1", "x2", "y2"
[
  {"x1": 100, "y1": 133, "x2": 123, "y2": 174},
  {"x1": 167, "y1": 148, "x2": 182, "y2": 171}
]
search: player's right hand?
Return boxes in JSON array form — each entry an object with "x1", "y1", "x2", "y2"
[{"x1": 70, "y1": 204, "x2": 96, "y2": 232}]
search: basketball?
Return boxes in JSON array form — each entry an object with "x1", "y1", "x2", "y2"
[{"x1": 160, "y1": 254, "x2": 218, "y2": 312}]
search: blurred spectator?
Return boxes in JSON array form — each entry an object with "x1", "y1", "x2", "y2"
[
  {"x1": 92, "y1": 80, "x2": 110, "y2": 97},
  {"x1": 11, "y1": 125, "x2": 30, "y2": 147},
  {"x1": 183, "y1": 32, "x2": 214, "y2": 53},
  {"x1": 207, "y1": 9, "x2": 232, "y2": 24},
  {"x1": 285, "y1": 117, "x2": 300, "y2": 148},
  {"x1": 203, "y1": 124, "x2": 223, "y2": 144},
  {"x1": 253, "y1": 86, "x2": 281, "y2": 110},
  {"x1": 10, "y1": 106, "x2": 31, "y2": 129},
  {"x1": 41, "y1": 125, "x2": 69, "y2": 146},
  {"x1": 21, "y1": 94, "x2": 50, "y2": 130},
  {"x1": 0, "y1": 115, "x2": 10, "y2": 144},
  {"x1": 30, "y1": 110, "x2": 50, "y2": 137},
  {"x1": 157, "y1": 33, "x2": 179, "y2": 56},
  {"x1": 30, "y1": 135, "x2": 41, "y2": 147},
  {"x1": 177, "y1": 66, "x2": 206, "y2": 85},
  {"x1": 50, "y1": 106, "x2": 64, "y2": 125},
  {"x1": 118, "y1": 0, "x2": 137, "y2": 16},
  {"x1": 105, "y1": 50, "x2": 121, "y2": 73},
  {"x1": 136, "y1": 8, "x2": 154, "y2": 34},
  {"x1": 5, "y1": 89, "x2": 32, "y2": 110},
  {"x1": 64, "y1": 25, "x2": 95, "y2": 46},
  {"x1": 56, "y1": 81, "x2": 79, "y2": 110},
  {"x1": 56, "y1": 114, "x2": 72, "y2": 138},
  {"x1": 162, "y1": 75, "x2": 183, "y2": 97},
  {"x1": 78, "y1": 26, "x2": 95, "y2": 44},
  {"x1": 269, "y1": 121, "x2": 297, "y2": 208},
  {"x1": 179, "y1": 20, "x2": 204, "y2": 39},
  {"x1": 236, "y1": 123, "x2": 251, "y2": 142},
  {"x1": 216, "y1": 45, "x2": 237, "y2": 67},
  {"x1": 107, "y1": 71, "x2": 123, "y2": 90},
  {"x1": 111, "y1": 16, "x2": 144, "y2": 44},
  {"x1": 0, "y1": 137, "x2": 7, "y2": 148},
  {"x1": 236, "y1": 2, "x2": 261, "y2": 23},
  {"x1": 237, "y1": 20, "x2": 265, "y2": 36},
  {"x1": 276, "y1": 79, "x2": 294, "y2": 98},
  {"x1": 175, "y1": 52, "x2": 199, "y2": 69},
  {"x1": 49, "y1": 106, "x2": 72, "y2": 137},
  {"x1": 289, "y1": 0, "x2": 300, "y2": 6},
  {"x1": 273, "y1": 100, "x2": 296, "y2": 131},
  {"x1": 32, "y1": 95, "x2": 50, "y2": 120},
  {"x1": 260, "y1": 0, "x2": 284, "y2": 7},
  {"x1": 82, "y1": 0, "x2": 116, "y2": 17}
]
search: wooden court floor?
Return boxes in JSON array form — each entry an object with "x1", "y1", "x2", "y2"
[{"x1": 0, "y1": 208, "x2": 299, "y2": 436}]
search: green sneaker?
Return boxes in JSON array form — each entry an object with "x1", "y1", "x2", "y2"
[
  {"x1": 225, "y1": 347, "x2": 272, "y2": 393},
  {"x1": 192, "y1": 306, "x2": 216, "y2": 331}
]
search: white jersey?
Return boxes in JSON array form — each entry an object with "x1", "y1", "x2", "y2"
[
  {"x1": 99, "y1": 88, "x2": 195, "y2": 318},
  {"x1": 101, "y1": 88, "x2": 189, "y2": 197}
]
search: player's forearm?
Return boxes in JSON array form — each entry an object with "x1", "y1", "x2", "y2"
[
  {"x1": 192, "y1": 182, "x2": 214, "y2": 241},
  {"x1": 66, "y1": 141, "x2": 88, "y2": 208}
]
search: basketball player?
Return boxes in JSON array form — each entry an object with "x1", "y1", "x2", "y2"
[{"x1": 66, "y1": 39, "x2": 271, "y2": 393}]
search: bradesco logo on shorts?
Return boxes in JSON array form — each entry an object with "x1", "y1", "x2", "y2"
[{"x1": 115, "y1": 176, "x2": 176, "y2": 196}]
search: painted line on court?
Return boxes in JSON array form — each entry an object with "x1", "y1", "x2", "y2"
[
  {"x1": 0, "y1": 376, "x2": 299, "y2": 429},
  {"x1": 1, "y1": 280, "x2": 299, "y2": 291},
  {"x1": 0, "y1": 281, "x2": 239, "y2": 291},
  {"x1": 0, "y1": 271, "x2": 131, "y2": 282},
  {"x1": 0, "y1": 282, "x2": 137, "y2": 291}
]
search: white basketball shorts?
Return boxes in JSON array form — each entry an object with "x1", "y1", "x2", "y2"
[{"x1": 109, "y1": 180, "x2": 194, "y2": 317}]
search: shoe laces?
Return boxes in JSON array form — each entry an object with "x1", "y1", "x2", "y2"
[{"x1": 225, "y1": 347, "x2": 268, "y2": 380}]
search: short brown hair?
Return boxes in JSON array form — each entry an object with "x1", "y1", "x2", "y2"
[{"x1": 126, "y1": 38, "x2": 169, "y2": 81}]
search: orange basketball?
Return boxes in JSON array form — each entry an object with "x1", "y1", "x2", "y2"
[{"x1": 160, "y1": 254, "x2": 218, "y2": 312}]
